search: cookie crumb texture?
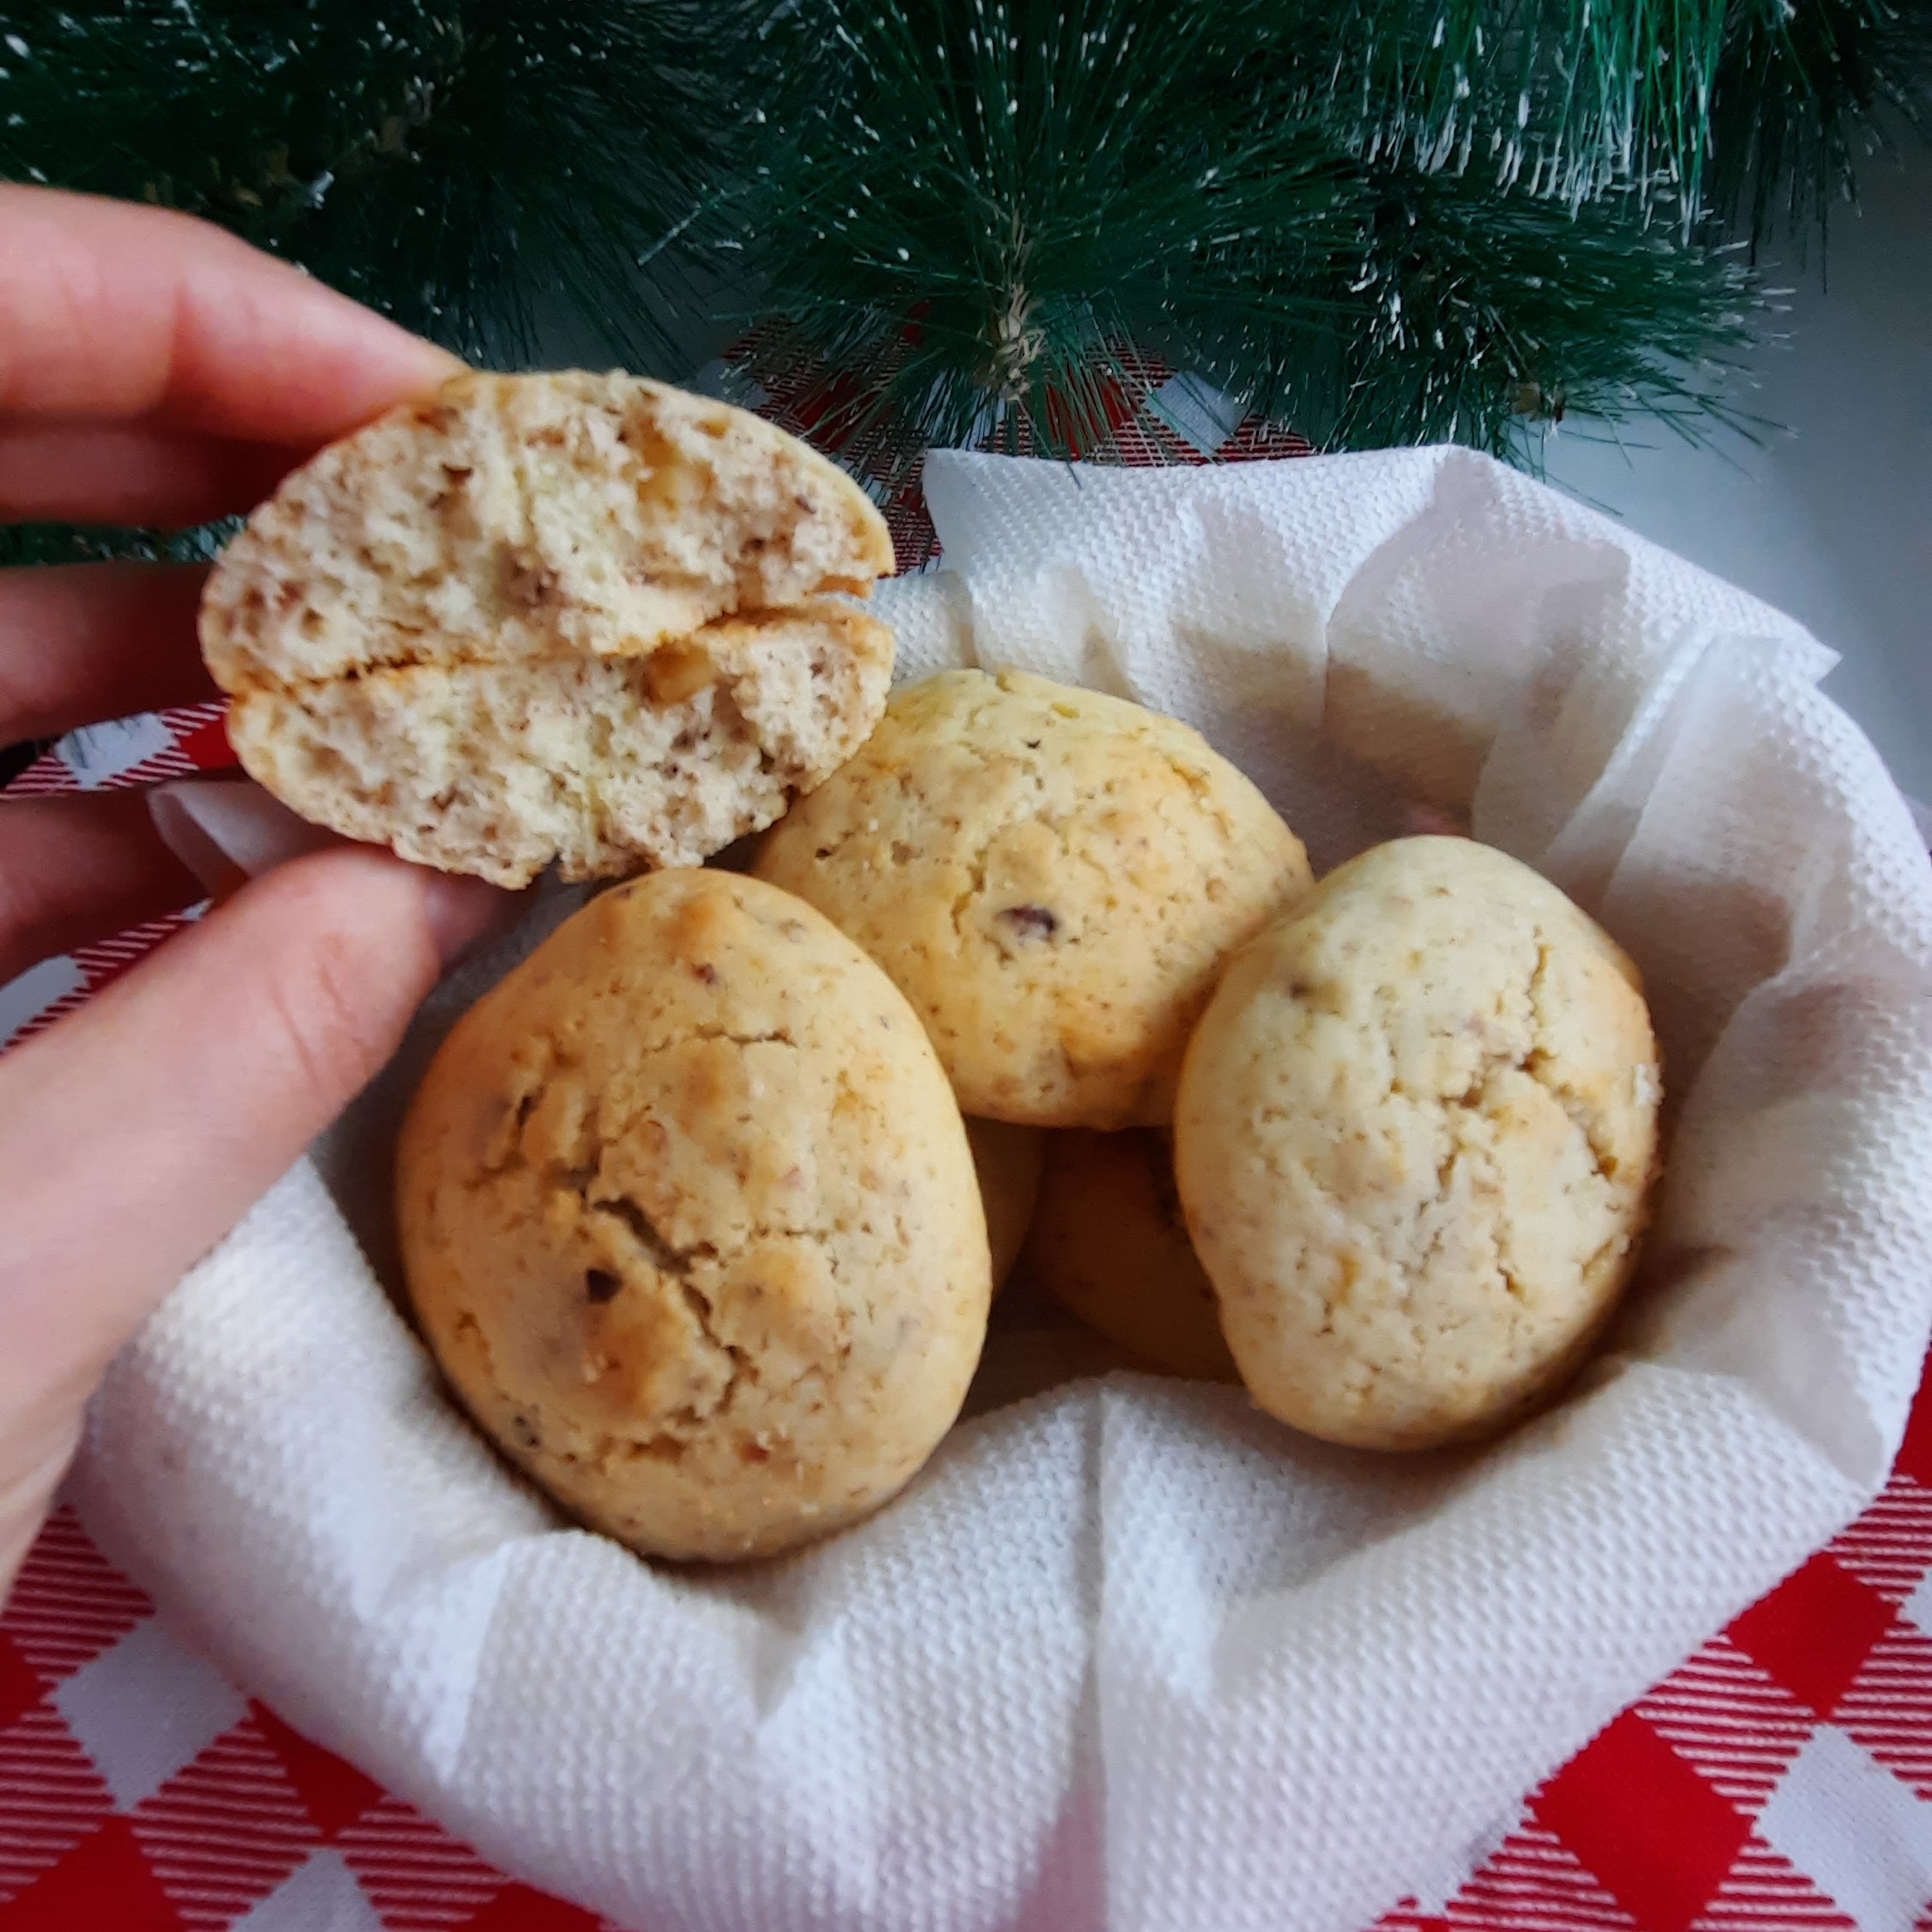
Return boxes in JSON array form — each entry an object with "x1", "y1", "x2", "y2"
[
  {"x1": 755, "y1": 670, "x2": 1314, "y2": 1127},
  {"x1": 397, "y1": 870, "x2": 990, "y2": 1562},
  {"x1": 1026, "y1": 1129, "x2": 1238, "y2": 1382},
  {"x1": 203, "y1": 373, "x2": 895, "y2": 886},
  {"x1": 1176, "y1": 837, "x2": 1662, "y2": 1450}
]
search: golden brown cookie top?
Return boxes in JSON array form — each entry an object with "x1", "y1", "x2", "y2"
[
  {"x1": 398, "y1": 869, "x2": 989, "y2": 1561},
  {"x1": 1176, "y1": 836, "x2": 1662, "y2": 1450},
  {"x1": 755, "y1": 669, "x2": 1313, "y2": 1127}
]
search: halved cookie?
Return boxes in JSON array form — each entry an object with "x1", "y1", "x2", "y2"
[{"x1": 202, "y1": 372, "x2": 895, "y2": 885}]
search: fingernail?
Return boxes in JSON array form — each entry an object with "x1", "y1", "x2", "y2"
[
  {"x1": 149, "y1": 778, "x2": 337, "y2": 899},
  {"x1": 420, "y1": 872, "x2": 517, "y2": 969}
]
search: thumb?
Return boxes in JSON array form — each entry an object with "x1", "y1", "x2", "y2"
[{"x1": 0, "y1": 799, "x2": 506, "y2": 1513}]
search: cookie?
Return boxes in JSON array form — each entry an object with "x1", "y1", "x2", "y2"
[
  {"x1": 1176, "y1": 836, "x2": 1662, "y2": 1450},
  {"x1": 754, "y1": 670, "x2": 1313, "y2": 1127},
  {"x1": 964, "y1": 1117, "x2": 1044, "y2": 1291},
  {"x1": 397, "y1": 869, "x2": 990, "y2": 1561},
  {"x1": 204, "y1": 373, "x2": 896, "y2": 887},
  {"x1": 1024, "y1": 1130, "x2": 1237, "y2": 1381}
]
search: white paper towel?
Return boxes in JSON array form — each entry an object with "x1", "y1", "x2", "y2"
[{"x1": 73, "y1": 446, "x2": 1932, "y2": 1932}]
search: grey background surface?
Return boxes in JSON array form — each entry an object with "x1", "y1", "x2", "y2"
[{"x1": 1541, "y1": 136, "x2": 1931, "y2": 803}]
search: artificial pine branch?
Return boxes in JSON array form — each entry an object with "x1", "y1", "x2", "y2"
[
  {"x1": 719, "y1": 0, "x2": 1761, "y2": 477},
  {"x1": 0, "y1": 0, "x2": 731, "y2": 368},
  {"x1": 1706, "y1": 0, "x2": 1932, "y2": 248},
  {"x1": 0, "y1": 523, "x2": 240, "y2": 568},
  {"x1": 0, "y1": 0, "x2": 741, "y2": 569},
  {"x1": 1297, "y1": 0, "x2": 1737, "y2": 217},
  {"x1": 1307, "y1": 170, "x2": 1759, "y2": 454},
  {"x1": 720, "y1": 0, "x2": 1364, "y2": 473},
  {"x1": 0, "y1": 0, "x2": 1923, "y2": 575}
]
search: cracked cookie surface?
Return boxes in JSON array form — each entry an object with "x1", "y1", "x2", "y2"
[
  {"x1": 203, "y1": 372, "x2": 895, "y2": 886},
  {"x1": 753, "y1": 670, "x2": 1314, "y2": 1127},
  {"x1": 397, "y1": 869, "x2": 990, "y2": 1561},
  {"x1": 1175, "y1": 836, "x2": 1662, "y2": 1450},
  {"x1": 1025, "y1": 1129, "x2": 1237, "y2": 1382}
]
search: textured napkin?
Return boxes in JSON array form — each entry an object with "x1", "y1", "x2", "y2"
[{"x1": 74, "y1": 447, "x2": 1932, "y2": 1932}]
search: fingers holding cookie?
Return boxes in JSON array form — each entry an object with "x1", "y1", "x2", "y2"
[
  {"x1": 0, "y1": 185, "x2": 461, "y2": 450},
  {"x1": 0, "y1": 791, "x2": 204, "y2": 982},
  {"x1": 0, "y1": 566, "x2": 227, "y2": 978}
]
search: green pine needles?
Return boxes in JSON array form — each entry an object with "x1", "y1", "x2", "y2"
[
  {"x1": 0, "y1": 0, "x2": 1925, "y2": 511},
  {"x1": 1708, "y1": 0, "x2": 1932, "y2": 246},
  {"x1": 0, "y1": 0, "x2": 732, "y2": 566},
  {"x1": 0, "y1": 0, "x2": 729, "y2": 368},
  {"x1": 717, "y1": 0, "x2": 1783, "y2": 473}
]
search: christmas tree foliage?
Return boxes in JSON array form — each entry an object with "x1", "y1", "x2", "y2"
[
  {"x1": 718, "y1": 0, "x2": 1929, "y2": 476},
  {"x1": 0, "y1": 0, "x2": 1926, "y2": 547},
  {"x1": 1707, "y1": 0, "x2": 1932, "y2": 243},
  {"x1": 0, "y1": 0, "x2": 732, "y2": 566},
  {"x1": 719, "y1": 0, "x2": 1787, "y2": 477},
  {"x1": 0, "y1": 0, "x2": 728, "y2": 365}
]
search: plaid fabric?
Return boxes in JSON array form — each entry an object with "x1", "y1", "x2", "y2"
[
  {"x1": 720, "y1": 337, "x2": 1314, "y2": 573},
  {"x1": 6, "y1": 386, "x2": 1932, "y2": 1927},
  {"x1": 4, "y1": 1361, "x2": 1932, "y2": 1929}
]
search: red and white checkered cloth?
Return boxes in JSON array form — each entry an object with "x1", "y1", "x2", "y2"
[
  {"x1": 5, "y1": 1253, "x2": 1932, "y2": 1930},
  {"x1": 8, "y1": 388, "x2": 1932, "y2": 1928}
]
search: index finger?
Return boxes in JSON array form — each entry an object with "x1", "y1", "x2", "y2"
[{"x1": 0, "y1": 185, "x2": 465, "y2": 446}]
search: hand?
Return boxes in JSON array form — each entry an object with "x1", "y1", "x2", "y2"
[{"x1": 0, "y1": 186, "x2": 512, "y2": 1595}]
